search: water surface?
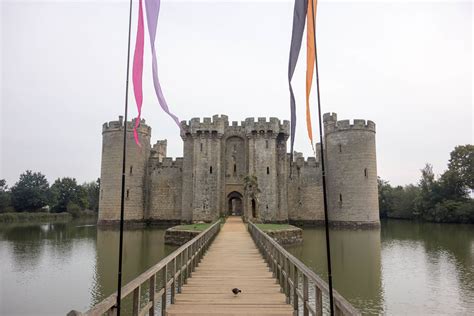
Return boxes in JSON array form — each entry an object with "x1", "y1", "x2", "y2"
[
  {"x1": 0, "y1": 221, "x2": 176, "y2": 315},
  {"x1": 0, "y1": 220, "x2": 473, "y2": 315},
  {"x1": 285, "y1": 220, "x2": 474, "y2": 315}
]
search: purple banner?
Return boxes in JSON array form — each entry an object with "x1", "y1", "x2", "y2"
[{"x1": 145, "y1": 0, "x2": 181, "y2": 129}]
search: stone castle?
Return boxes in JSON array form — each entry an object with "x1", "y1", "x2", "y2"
[{"x1": 98, "y1": 113, "x2": 380, "y2": 227}]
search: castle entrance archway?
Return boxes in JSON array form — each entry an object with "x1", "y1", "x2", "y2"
[{"x1": 227, "y1": 191, "x2": 243, "y2": 216}]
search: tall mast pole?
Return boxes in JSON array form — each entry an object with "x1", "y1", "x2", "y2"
[
  {"x1": 116, "y1": 0, "x2": 134, "y2": 314},
  {"x1": 310, "y1": 0, "x2": 335, "y2": 314}
]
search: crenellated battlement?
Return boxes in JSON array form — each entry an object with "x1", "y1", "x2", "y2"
[
  {"x1": 102, "y1": 116, "x2": 151, "y2": 135},
  {"x1": 180, "y1": 114, "x2": 228, "y2": 137},
  {"x1": 150, "y1": 157, "x2": 184, "y2": 169},
  {"x1": 294, "y1": 156, "x2": 319, "y2": 168},
  {"x1": 323, "y1": 112, "x2": 338, "y2": 123},
  {"x1": 160, "y1": 157, "x2": 184, "y2": 168},
  {"x1": 244, "y1": 117, "x2": 290, "y2": 136},
  {"x1": 180, "y1": 115, "x2": 290, "y2": 138},
  {"x1": 323, "y1": 113, "x2": 375, "y2": 134}
]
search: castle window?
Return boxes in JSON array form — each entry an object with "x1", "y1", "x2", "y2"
[
  {"x1": 266, "y1": 167, "x2": 270, "y2": 175},
  {"x1": 126, "y1": 189, "x2": 130, "y2": 200},
  {"x1": 339, "y1": 193, "x2": 343, "y2": 205},
  {"x1": 252, "y1": 199, "x2": 257, "y2": 218},
  {"x1": 129, "y1": 165, "x2": 133, "y2": 175},
  {"x1": 101, "y1": 189, "x2": 103, "y2": 200},
  {"x1": 200, "y1": 143, "x2": 203, "y2": 152},
  {"x1": 339, "y1": 144, "x2": 342, "y2": 153},
  {"x1": 266, "y1": 140, "x2": 269, "y2": 149},
  {"x1": 233, "y1": 164, "x2": 237, "y2": 173},
  {"x1": 210, "y1": 166, "x2": 213, "y2": 174},
  {"x1": 364, "y1": 168, "x2": 368, "y2": 178}
]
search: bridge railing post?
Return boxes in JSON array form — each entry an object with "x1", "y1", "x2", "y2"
[
  {"x1": 303, "y1": 274, "x2": 309, "y2": 316},
  {"x1": 285, "y1": 257, "x2": 290, "y2": 303},
  {"x1": 185, "y1": 247, "x2": 189, "y2": 282},
  {"x1": 178, "y1": 252, "x2": 183, "y2": 293},
  {"x1": 171, "y1": 258, "x2": 176, "y2": 304},
  {"x1": 315, "y1": 284, "x2": 322, "y2": 316},
  {"x1": 293, "y1": 263, "x2": 298, "y2": 312},
  {"x1": 149, "y1": 274, "x2": 156, "y2": 316},
  {"x1": 132, "y1": 286, "x2": 140, "y2": 316},
  {"x1": 161, "y1": 264, "x2": 167, "y2": 316}
]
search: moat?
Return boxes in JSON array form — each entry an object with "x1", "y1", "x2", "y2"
[{"x1": 0, "y1": 220, "x2": 472, "y2": 315}]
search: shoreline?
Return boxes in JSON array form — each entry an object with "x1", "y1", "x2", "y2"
[{"x1": 0, "y1": 212, "x2": 97, "y2": 224}]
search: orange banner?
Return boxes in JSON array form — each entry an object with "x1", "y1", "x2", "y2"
[{"x1": 306, "y1": 0, "x2": 317, "y2": 148}]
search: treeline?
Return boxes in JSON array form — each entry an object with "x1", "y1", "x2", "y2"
[
  {"x1": 378, "y1": 145, "x2": 473, "y2": 224},
  {"x1": 0, "y1": 171, "x2": 100, "y2": 217}
]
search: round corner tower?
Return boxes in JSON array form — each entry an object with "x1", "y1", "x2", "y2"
[
  {"x1": 98, "y1": 116, "x2": 151, "y2": 224},
  {"x1": 323, "y1": 112, "x2": 379, "y2": 227}
]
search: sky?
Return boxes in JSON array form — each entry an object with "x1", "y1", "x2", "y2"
[{"x1": 1, "y1": 0, "x2": 472, "y2": 187}]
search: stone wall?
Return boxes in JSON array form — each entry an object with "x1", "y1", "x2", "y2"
[
  {"x1": 245, "y1": 118, "x2": 289, "y2": 222},
  {"x1": 276, "y1": 133, "x2": 289, "y2": 221},
  {"x1": 151, "y1": 140, "x2": 167, "y2": 162},
  {"x1": 164, "y1": 228, "x2": 200, "y2": 246},
  {"x1": 98, "y1": 117, "x2": 150, "y2": 224},
  {"x1": 147, "y1": 158, "x2": 183, "y2": 221},
  {"x1": 262, "y1": 227, "x2": 303, "y2": 245},
  {"x1": 183, "y1": 116, "x2": 228, "y2": 222},
  {"x1": 288, "y1": 156, "x2": 325, "y2": 223},
  {"x1": 324, "y1": 113, "x2": 380, "y2": 226},
  {"x1": 180, "y1": 131, "x2": 194, "y2": 223}
]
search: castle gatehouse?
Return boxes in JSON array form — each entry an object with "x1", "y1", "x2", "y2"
[{"x1": 98, "y1": 113, "x2": 380, "y2": 227}]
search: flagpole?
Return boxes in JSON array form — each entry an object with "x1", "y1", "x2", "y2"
[
  {"x1": 310, "y1": 0, "x2": 335, "y2": 314},
  {"x1": 116, "y1": 0, "x2": 134, "y2": 314}
]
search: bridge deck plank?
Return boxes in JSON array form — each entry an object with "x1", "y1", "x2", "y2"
[{"x1": 166, "y1": 217, "x2": 293, "y2": 315}]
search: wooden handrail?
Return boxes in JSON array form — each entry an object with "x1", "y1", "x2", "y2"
[
  {"x1": 248, "y1": 221, "x2": 360, "y2": 316},
  {"x1": 68, "y1": 220, "x2": 221, "y2": 316}
]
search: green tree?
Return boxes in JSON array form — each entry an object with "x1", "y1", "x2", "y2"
[
  {"x1": 0, "y1": 179, "x2": 12, "y2": 213},
  {"x1": 438, "y1": 169, "x2": 469, "y2": 201},
  {"x1": 50, "y1": 177, "x2": 88, "y2": 213},
  {"x1": 83, "y1": 178, "x2": 100, "y2": 212},
  {"x1": 378, "y1": 145, "x2": 473, "y2": 224},
  {"x1": 447, "y1": 144, "x2": 474, "y2": 190},
  {"x1": 416, "y1": 163, "x2": 442, "y2": 219},
  {"x1": 11, "y1": 171, "x2": 50, "y2": 212},
  {"x1": 389, "y1": 185, "x2": 419, "y2": 219},
  {"x1": 378, "y1": 178, "x2": 420, "y2": 219},
  {"x1": 377, "y1": 177, "x2": 393, "y2": 218}
]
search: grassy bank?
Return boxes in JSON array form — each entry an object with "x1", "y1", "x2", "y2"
[
  {"x1": 0, "y1": 211, "x2": 97, "y2": 224},
  {"x1": 256, "y1": 223, "x2": 294, "y2": 231},
  {"x1": 171, "y1": 223, "x2": 212, "y2": 231}
]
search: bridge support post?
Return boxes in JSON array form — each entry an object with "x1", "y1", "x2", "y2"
[
  {"x1": 303, "y1": 274, "x2": 309, "y2": 316},
  {"x1": 149, "y1": 275, "x2": 156, "y2": 316},
  {"x1": 161, "y1": 265, "x2": 167, "y2": 316},
  {"x1": 293, "y1": 264, "x2": 299, "y2": 312}
]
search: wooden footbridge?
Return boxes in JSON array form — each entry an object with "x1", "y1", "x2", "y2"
[{"x1": 70, "y1": 217, "x2": 359, "y2": 316}]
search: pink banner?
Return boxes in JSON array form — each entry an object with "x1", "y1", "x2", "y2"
[{"x1": 132, "y1": 0, "x2": 145, "y2": 146}]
